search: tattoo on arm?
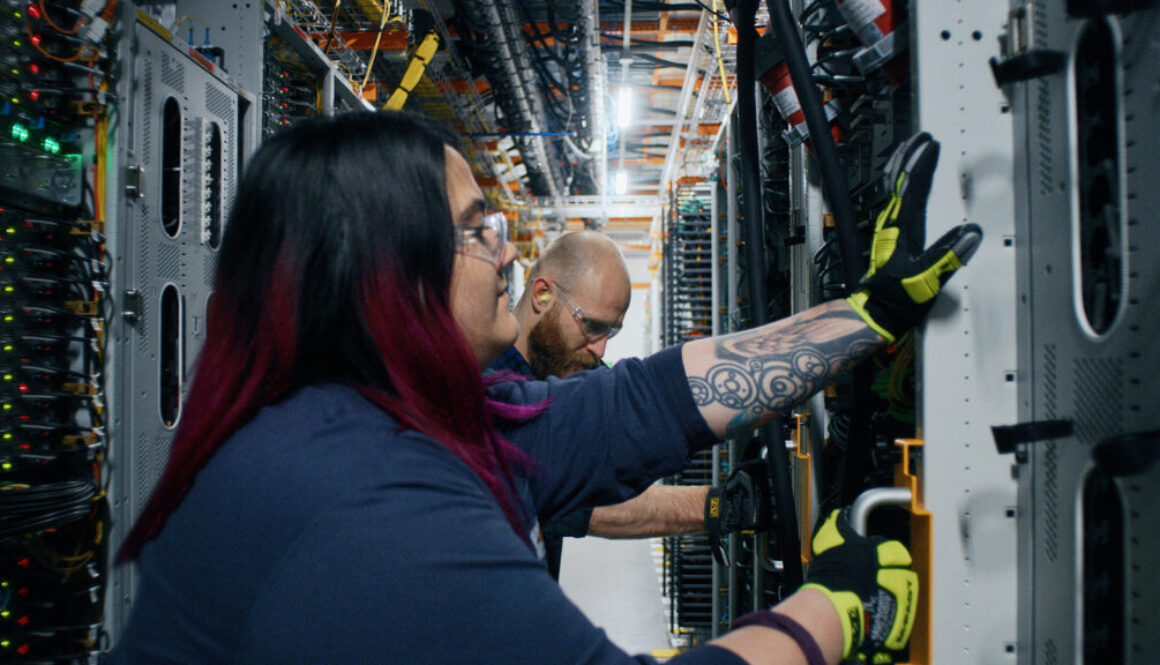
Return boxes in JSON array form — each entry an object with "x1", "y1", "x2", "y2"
[{"x1": 688, "y1": 305, "x2": 882, "y2": 436}]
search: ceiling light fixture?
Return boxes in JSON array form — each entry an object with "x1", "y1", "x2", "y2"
[
  {"x1": 614, "y1": 169, "x2": 628, "y2": 194},
  {"x1": 617, "y1": 86, "x2": 633, "y2": 128}
]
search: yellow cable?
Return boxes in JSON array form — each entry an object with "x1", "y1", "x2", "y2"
[
  {"x1": 384, "y1": 30, "x2": 439, "y2": 111},
  {"x1": 358, "y1": 1, "x2": 394, "y2": 93},
  {"x1": 711, "y1": 0, "x2": 732, "y2": 106},
  {"x1": 322, "y1": 0, "x2": 342, "y2": 54}
]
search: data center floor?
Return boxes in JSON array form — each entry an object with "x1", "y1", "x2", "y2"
[{"x1": 559, "y1": 537, "x2": 674, "y2": 657}]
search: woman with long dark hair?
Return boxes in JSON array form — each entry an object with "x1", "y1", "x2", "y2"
[{"x1": 110, "y1": 114, "x2": 978, "y2": 665}]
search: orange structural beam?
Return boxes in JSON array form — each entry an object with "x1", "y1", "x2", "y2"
[
  {"x1": 601, "y1": 17, "x2": 702, "y2": 33},
  {"x1": 434, "y1": 78, "x2": 489, "y2": 94},
  {"x1": 793, "y1": 413, "x2": 814, "y2": 567},
  {"x1": 311, "y1": 30, "x2": 408, "y2": 51},
  {"x1": 893, "y1": 438, "x2": 931, "y2": 665}
]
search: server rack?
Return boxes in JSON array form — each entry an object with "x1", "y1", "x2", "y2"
[
  {"x1": 660, "y1": 185, "x2": 718, "y2": 644},
  {"x1": 1006, "y1": 3, "x2": 1160, "y2": 663}
]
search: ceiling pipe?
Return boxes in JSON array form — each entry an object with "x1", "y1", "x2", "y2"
[
  {"x1": 581, "y1": 0, "x2": 608, "y2": 209},
  {"x1": 454, "y1": 0, "x2": 565, "y2": 204},
  {"x1": 657, "y1": 12, "x2": 709, "y2": 191},
  {"x1": 614, "y1": 0, "x2": 634, "y2": 196}
]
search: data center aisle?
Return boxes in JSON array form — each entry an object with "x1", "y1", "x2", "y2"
[{"x1": 558, "y1": 536, "x2": 674, "y2": 657}]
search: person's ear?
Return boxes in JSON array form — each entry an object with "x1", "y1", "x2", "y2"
[{"x1": 531, "y1": 277, "x2": 553, "y2": 314}]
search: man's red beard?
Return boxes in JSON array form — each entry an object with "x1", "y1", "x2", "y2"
[{"x1": 526, "y1": 305, "x2": 600, "y2": 379}]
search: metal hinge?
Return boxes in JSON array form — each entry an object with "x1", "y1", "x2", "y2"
[
  {"x1": 125, "y1": 164, "x2": 144, "y2": 199},
  {"x1": 123, "y1": 289, "x2": 142, "y2": 323}
]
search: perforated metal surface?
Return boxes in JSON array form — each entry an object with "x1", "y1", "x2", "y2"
[
  {"x1": 911, "y1": 1, "x2": 1021, "y2": 661},
  {"x1": 161, "y1": 51, "x2": 186, "y2": 92},
  {"x1": 107, "y1": 16, "x2": 243, "y2": 643},
  {"x1": 1073, "y1": 358, "x2": 1123, "y2": 447},
  {"x1": 1011, "y1": 5, "x2": 1160, "y2": 663}
]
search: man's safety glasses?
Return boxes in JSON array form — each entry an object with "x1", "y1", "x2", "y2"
[
  {"x1": 555, "y1": 285, "x2": 622, "y2": 342},
  {"x1": 456, "y1": 211, "x2": 508, "y2": 266}
]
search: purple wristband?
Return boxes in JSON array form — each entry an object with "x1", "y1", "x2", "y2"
[{"x1": 730, "y1": 610, "x2": 827, "y2": 665}]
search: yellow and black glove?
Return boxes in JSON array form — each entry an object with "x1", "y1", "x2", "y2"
[
  {"x1": 846, "y1": 132, "x2": 983, "y2": 342},
  {"x1": 705, "y1": 460, "x2": 774, "y2": 567},
  {"x1": 802, "y1": 508, "x2": 918, "y2": 661}
]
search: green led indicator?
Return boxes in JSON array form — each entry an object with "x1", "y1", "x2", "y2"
[
  {"x1": 3, "y1": 285, "x2": 12, "y2": 293},
  {"x1": 2, "y1": 315, "x2": 11, "y2": 323},
  {"x1": 0, "y1": 462, "x2": 10, "y2": 473},
  {"x1": 2, "y1": 345, "x2": 10, "y2": 351},
  {"x1": 1, "y1": 404, "x2": 9, "y2": 411},
  {"x1": 42, "y1": 137, "x2": 60, "y2": 154},
  {"x1": 4, "y1": 256, "x2": 13, "y2": 264},
  {"x1": 10, "y1": 124, "x2": 28, "y2": 143},
  {"x1": 6, "y1": 227, "x2": 15, "y2": 234},
  {"x1": 2, "y1": 432, "x2": 10, "y2": 440},
  {"x1": 2, "y1": 374, "x2": 10, "y2": 381},
  {"x1": 0, "y1": 610, "x2": 8, "y2": 619}
]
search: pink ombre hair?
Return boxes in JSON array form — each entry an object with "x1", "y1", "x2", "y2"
[{"x1": 118, "y1": 112, "x2": 537, "y2": 560}]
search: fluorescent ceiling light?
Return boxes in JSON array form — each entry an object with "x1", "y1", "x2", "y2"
[
  {"x1": 617, "y1": 87, "x2": 633, "y2": 128},
  {"x1": 614, "y1": 169, "x2": 628, "y2": 194}
]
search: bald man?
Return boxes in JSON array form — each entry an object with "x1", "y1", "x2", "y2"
[
  {"x1": 490, "y1": 231, "x2": 771, "y2": 579},
  {"x1": 511, "y1": 230, "x2": 631, "y2": 377}
]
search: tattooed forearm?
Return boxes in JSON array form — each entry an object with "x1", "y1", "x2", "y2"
[{"x1": 684, "y1": 301, "x2": 883, "y2": 438}]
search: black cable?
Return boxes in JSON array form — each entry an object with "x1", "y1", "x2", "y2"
[
  {"x1": 599, "y1": 35, "x2": 699, "y2": 51},
  {"x1": 691, "y1": 0, "x2": 733, "y2": 20},
  {"x1": 730, "y1": 0, "x2": 804, "y2": 592},
  {"x1": 765, "y1": 0, "x2": 861, "y2": 292},
  {"x1": 600, "y1": 0, "x2": 709, "y2": 11},
  {"x1": 627, "y1": 52, "x2": 688, "y2": 69},
  {"x1": 764, "y1": 0, "x2": 884, "y2": 511},
  {"x1": 799, "y1": 0, "x2": 833, "y2": 23}
]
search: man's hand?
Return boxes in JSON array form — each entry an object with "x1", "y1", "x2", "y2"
[
  {"x1": 802, "y1": 509, "x2": 918, "y2": 660},
  {"x1": 705, "y1": 460, "x2": 773, "y2": 566},
  {"x1": 846, "y1": 132, "x2": 983, "y2": 342}
]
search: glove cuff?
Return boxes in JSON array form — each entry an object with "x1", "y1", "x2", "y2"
[
  {"x1": 846, "y1": 292, "x2": 899, "y2": 343},
  {"x1": 801, "y1": 582, "x2": 864, "y2": 659},
  {"x1": 705, "y1": 487, "x2": 729, "y2": 567}
]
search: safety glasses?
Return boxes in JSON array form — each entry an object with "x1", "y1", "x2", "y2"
[
  {"x1": 456, "y1": 211, "x2": 508, "y2": 266},
  {"x1": 554, "y1": 285, "x2": 621, "y2": 342}
]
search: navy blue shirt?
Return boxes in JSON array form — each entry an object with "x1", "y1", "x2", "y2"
[
  {"x1": 487, "y1": 346, "x2": 595, "y2": 579},
  {"x1": 109, "y1": 345, "x2": 742, "y2": 665}
]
